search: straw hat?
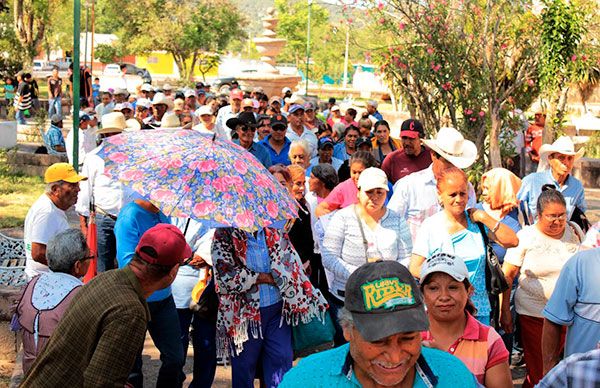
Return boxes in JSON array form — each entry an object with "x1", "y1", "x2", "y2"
[
  {"x1": 152, "y1": 93, "x2": 174, "y2": 110},
  {"x1": 97, "y1": 112, "x2": 137, "y2": 134},
  {"x1": 422, "y1": 127, "x2": 477, "y2": 169},
  {"x1": 159, "y1": 112, "x2": 181, "y2": 128},
  {"x1": 124, "y1": 118, "x2": 142, "y2": 132}
]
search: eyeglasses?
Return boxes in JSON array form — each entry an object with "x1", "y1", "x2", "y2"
[
  {"x1": 240, "y1": 126, "x2": 256, "y2": 132},
  {"x1": 80, "y1": 254, "x2": 95, "y2": 261},
  {"x1": 542, "y1": 213, "x2": 567, "y2": 222}
]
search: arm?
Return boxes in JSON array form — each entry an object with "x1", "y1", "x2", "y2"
[
  {"x1": 321, "y1": 212, "x2": 358, "y2": 280},
  {"x1": 395, "y1": 218, "x2": 413, "y2": 266},
  {"x1": 83, "y1": 314, "x2": 147, "y2": 387},
  {"x1": 409, "y1": 254, "x2": 426, "y2": 278},
  {"x1": 499, "y1": 262, "x2": 520, "y2": 333},
  {"x1": 469, "y1": 208, "x2": 519, "y2": 248},
  {"x1": 484, "y1": 362, "x2": 513, "y2": 388},
  {"x1": 315, "y1": 201, "x2": 332, "y2": 217},
  {"x1": 30, "y1": 243, "x2": 47, "y2": 265},
  {"x1": 541, "y1": 319, "x2": 564, "y2": 374},
  {"x1": 53, "y1": 145, "x2": 66, "y2": 152}
]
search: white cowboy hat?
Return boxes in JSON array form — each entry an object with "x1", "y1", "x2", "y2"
[
  {"x1": 96, "y1": 112, "x2": 137, "y2": 134},
  {"x1": 537, "y1": 136, "x2": 585, "y2": 172},
  {"x1": 159, "y1": 112, "x2": 181, "y2": 128},
  {"x1": 422, "y1": 127, "x2": 477, "y2": 169},
  {"x1": 124, "y1": 118, "x2": 142, "y2": 132}
]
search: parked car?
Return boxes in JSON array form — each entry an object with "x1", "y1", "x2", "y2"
[
  {"x1": 212, "y1": 76, "x2": 238, "y2": 93},
  {"x1": 121, "y1": 63, "x2": 152, "y2": 83}
]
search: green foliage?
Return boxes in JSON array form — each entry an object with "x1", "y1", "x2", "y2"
[
  {"x1": 585, "y1": 132, "x2": 600, "y2": 159},
  {"x1": 0, "y1": 10, "x2": 27, "y2": 75},
  {"x1": 94, "y1": 43, "x2": 125, "y2": 64},
  {"x1": 539, "y1": 0, "x2": 585, "y2": 93}
]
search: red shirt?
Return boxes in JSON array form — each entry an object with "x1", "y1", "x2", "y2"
[{"x1": 381, "y1": 148, "x2": 432, "y2": 184}]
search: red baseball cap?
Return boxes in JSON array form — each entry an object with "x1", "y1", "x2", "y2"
[
  {"x1": 230, "y1": 88, "x2": 244, "y2": 100},
  {"x1": 135, "y1": 224, "x2": 192, "y2": 267}
]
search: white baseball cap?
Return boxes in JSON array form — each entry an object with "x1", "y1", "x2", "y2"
[
  {"x1": 136, "y1": 98, "x2": 152, "y2": 109},
  {"x1": 114, "y1": 102, "x2": 133, "y2": 112},
  {"x1": 141, "y1": 83, "x2": 153, "y2": 92},
  {"x1": 357, "y1": 167, "x2": 389, "y2": 192},
  {"x1": 196, "y1": 105, "x2": 213, "y2": 116},
  {"x1": 420, "y1": 252, "x2": 469, "y2": 282},
  {"x1": 184, "y1": 89, "x2": 196, "y2": 98}
]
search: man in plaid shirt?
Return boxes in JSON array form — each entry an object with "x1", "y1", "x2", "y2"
[{"x1": 537, "y1": 349, "x2": 600, "y2": 388}]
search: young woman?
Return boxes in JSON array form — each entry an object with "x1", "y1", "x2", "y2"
[{"x1": 371, "y1": 120, "x2": 401, "y2": 163}]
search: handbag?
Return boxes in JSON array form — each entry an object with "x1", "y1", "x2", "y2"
[
  {"x1": 475, "y1": 222, "x2": 509, "y2": 296},
  {"x1": 190, "y1": 277, "x2": 219, "y2": 322},
  {"x1": 570, "y1": 206, "x2": 591, "y2": 234},
  {"x1": 292, "y1": 312, "x2": 335, "y2": 357}
]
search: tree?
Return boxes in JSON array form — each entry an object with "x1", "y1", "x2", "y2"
[
  {"x1": 12, "y1": 0, "x2": 64, "y2": 65},
  {"x1": 0, "y1": 10, "x2": 25, "y2": 77},
  {"x1": 370, "y1": 0, "x2": 541, "y2": 168},
  {"x1": 95, "y1": 0, "x2": 245, "y2": 81}
]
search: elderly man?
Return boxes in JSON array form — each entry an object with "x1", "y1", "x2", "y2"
[
  {"x1": 24, "y1": 163, "x2": 87, "y2": 280},
  {"x1": 227, "y1": 112, "x2": 272, "y2": 168},
  {"x1": 381, "y1": 119, "x2": 432, "y2": 184},
  {"x1": 76, "y1": 112, "x2": 133, "y2": 273},
  {"x1": 22, "y1": 224, "x2": 190, "y2": 387},
  {"x1": 286, "y1": 104, "x2": 318, "y2": 159},
  {"x1": 214, "y1": 88, "x2": 243, "y2": 140},
  {"x1": 261, "y1": 114, "x2": 292, "y2": 166},
  {"x1": 288, "y1": 139, "x2": 311, "y2": 170},
  {"x1": 280, "y1": 261, "x2": 476, "y2": 387},
  {"x1": 366, "y1": 99, "x2": 383, "y2": 122},
  {"x1": 387, "y1": 127, "x2": 477, "y2": 242},
  {"x1": 16, "y1": 229, "x2": 92, "y2": 374},
  {"x1": 518, "y1": 136, "x2": 586, "y2": 221},
  {"x1": 115, "y1": 198, "x2": 184, "y2": 387},
  {"x1": 45, "y1": 114, "x2": 66, "y2": 154}
]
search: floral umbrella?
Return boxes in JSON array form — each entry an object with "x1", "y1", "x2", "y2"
[{"x1": 99, "y1": 129, "x2": 298, "y2": 231}]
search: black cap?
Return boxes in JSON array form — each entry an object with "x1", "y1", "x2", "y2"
[
  {"x1": 345, "y1": 261, "x2": 429, "y2": 342},
  {"x1": 269, "y1": 114, "x2": 287, "y2": 128},
  {"x1": 226, "y1": 112, "x2": 257, "y2": 130},
  {"x1": 400, "y1": 119, "x2": 425, "y2": 139}
]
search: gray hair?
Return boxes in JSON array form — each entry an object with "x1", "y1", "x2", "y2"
[
  {"x1": 338, "y1": 306, "x2": 354, "y2": 330},
  {"x1": 332, "y1": 122, "x2": 346, "y2": 138},
  {"x1": 45, "y1": 180, "x2": 65, "y2": 194},
  {"x1": 288, "y1": 139, "x2": 310, "y2": 158},
  {"x1": 46, "y1": 228, "x2": 89, "y2": 273}
]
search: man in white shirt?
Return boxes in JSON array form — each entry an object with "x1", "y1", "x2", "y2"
[
  {"x1": 24, "y1": 163, "x2": 87, "y2": 279},
  {"x1": 66, "y1": 112, "x2": 96, "y2": 169},
  {"x1": 95, "y1": 92, "x2": 115, "y2": 119},
  {"x1": 286, "y1": 104, "x2": 318, "y2": 158},
  {"x1": 76, "y1": 112, "x2": 132, "y2": 272},
  {"x1": 214, "y1": 89, "x2": 243, "y2": 140},
  {"x1": 387, "y1": 127, "x2": 478, "y2": 242}
]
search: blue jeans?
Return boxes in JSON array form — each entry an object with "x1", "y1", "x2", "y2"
[
  {"x1": 177, "y1": 309, "x2": 217, "y2": 388},
  {"x1": 48, "y1": 97, "x2": 62, "y2": 117},
  {"x1": 15, "y1": 109, "x2": 26, "y2": 124},
  {"x1": 128, "y1": 296, "x2": 185, "y2": 388},
  {"x1": 231, "y1": 301, "x2": 292, "y2": 388},
  {"x1": 95, "y1": 214, "x2": 117, "y2": 273}
]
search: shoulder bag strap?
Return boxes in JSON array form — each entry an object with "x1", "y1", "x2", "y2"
[{"x1": 353, "y1": 205, "x2": 369, "y2": 262}]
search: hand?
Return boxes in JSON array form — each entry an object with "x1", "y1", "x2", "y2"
[
  {"x1": 256, "y1": 272, "x2": 276, "y2": 285},
  {"x1": 500, "y1": 307, "x2": 513, "y2": 334},
  {"x1": 187, "y1": 254, "x2": 208, "y2": 268},
  {"x1": 468, "y1": 208, "x2": 486, "y2": 223}
]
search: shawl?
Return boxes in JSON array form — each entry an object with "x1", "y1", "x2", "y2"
[
  {"x1": 481, "y1": 168, "x2": 522, "y2": 214},
  {"x1": 212, "y1": 227, "x2": 329, "y2": 360}
]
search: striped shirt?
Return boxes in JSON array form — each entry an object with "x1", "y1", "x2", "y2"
[
  {"x1": 537, "y1": 349, "x2": 600, "y2": 388},
  {"x1": 245, "y1": 229, "x2": 281, "y2": 307},
  {"x1": 422, "y1": 313, "x2": 509, "y2": 384}
]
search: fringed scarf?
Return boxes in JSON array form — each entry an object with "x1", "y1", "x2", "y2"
[{"x1": 212, "y1": 227, "x2": 329, "y2": 361}]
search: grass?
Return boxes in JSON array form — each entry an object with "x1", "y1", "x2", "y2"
[{"x1": 0, "y1": 149, "x2": 44, "y2": 229}]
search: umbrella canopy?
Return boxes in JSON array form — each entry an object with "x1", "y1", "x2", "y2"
[{"x1": 99, "y1": 129, "x2": 298, "y2": 231}]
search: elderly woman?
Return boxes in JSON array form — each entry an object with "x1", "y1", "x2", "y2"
[
  {"x1": 322, "y1": 167, "x2": 412, "y2": 345},
  {"x1": 371, "y1": 120, "x2": 401, "y2": 163},
  {"x1": 501, "y1": 186, "x2": 584, "y2": 388},
  {"x1": 333, "y1": 125, "x2": 360, "y2": 162},
  {"x1": 410, "y1": 167, "x2": 519, "y2": 326},
  {"x1": 212, "y1": 218, "x2": 328, "y2": 386},
  {"x1": 16, "y1": 229, "x2": 92, "y2": 373},
  {"x1": 420, "y1": 253, "x2": 512, "y2": 388},
  {"x1": 518, "y1": 136, "x2": 586, "y2": 222},
  {"x1": 315, "y1": 151, "x2": 378, "y2": 217},
  {"x1": 288, "y1": 139, "x2": 311, "y2": 170}
]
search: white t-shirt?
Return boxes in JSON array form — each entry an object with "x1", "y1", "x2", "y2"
[
  {"x1": 24, "y1": 195, "x2": 69, "y2": 279},
  {"x1": 504, "y1": 223, "x2": 582, "y2": 318}
]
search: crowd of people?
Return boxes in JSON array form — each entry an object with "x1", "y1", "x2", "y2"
[{"x1": 14, "y1": 78, "x2": 600, "y2": 388}]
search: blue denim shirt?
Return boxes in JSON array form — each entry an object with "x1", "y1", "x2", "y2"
[
  {"x1": 245, "y1": 229, "x2": 281, "y2": 307},
  {"x1": 260, "y1": 135, "x2": 291, "y2": 166}
]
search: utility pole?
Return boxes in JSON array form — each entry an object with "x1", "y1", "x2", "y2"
[
  {"x1": 72, "y1": 0, "x2": 81, "y2": 169},
  {"x1": 342, "y1": 25, "x2": 349, "y2": 89},
  {"x1": 305, "y1": 0, "x2": 312, "y2": 94}
]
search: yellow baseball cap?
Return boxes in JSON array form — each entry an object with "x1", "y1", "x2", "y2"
[{"x1": 44, "y1": 163, "x2": 88, "y2": 183}]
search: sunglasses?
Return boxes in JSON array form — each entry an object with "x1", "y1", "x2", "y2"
[
  {"x1": 240, "y1": 126, "x2": 256, "y2": 132},
  {"x1": 271, "y1": 126, "x2": 286, "y2": 132}
]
